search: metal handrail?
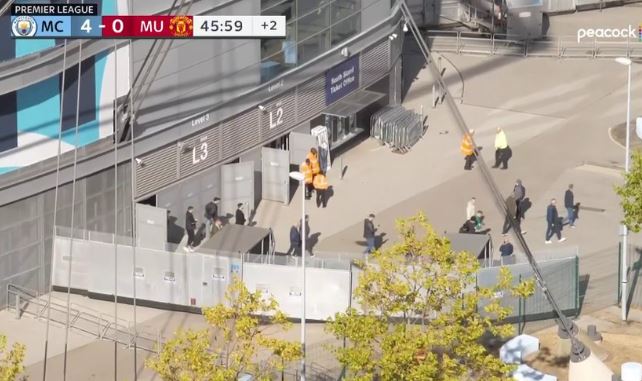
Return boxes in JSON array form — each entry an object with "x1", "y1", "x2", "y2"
[
  {"x1": 6, "y1": 283, "x2": 163, "y2": 353},
  {"x1": 424, "y1": 30, "x2": 640, "y2": 59}
]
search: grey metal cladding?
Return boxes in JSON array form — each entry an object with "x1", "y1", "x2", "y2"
[
  {"x1": 222, "y1": 109, "x2": 260, "y2": 159},
  {"x1": 260, "y1": 92, "x2": 296, "y2": 141},
  {"x1": 361, "y1": 39, "x2": 390, "y2": 87},
  {"x1": 179, "y1": 124, "x2": 222, "y2": 179},
  {"x1": 296, "y1": 76, "x2": 325, "y2": 121},
  {"x1": 135, "y1": 144, "x2": 178, "y2": 198},
  {"x1": 390, "y1": 26, "x2": 403, "y2": 64}
]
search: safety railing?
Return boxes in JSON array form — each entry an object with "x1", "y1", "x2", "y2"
[
  {"x1": 6, "y1": 283, "x2": 164, "y2": 353},
  {"x1": 425, "y1": 30, "x2": 642, "y2": 59}
]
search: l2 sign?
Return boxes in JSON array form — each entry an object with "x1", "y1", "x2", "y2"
[{"x1": 325, "y1": 55, "x2": 360, "y2": 105}]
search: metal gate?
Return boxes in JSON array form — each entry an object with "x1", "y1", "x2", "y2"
[
  {"x1": 221, "y1": 161, "x2": 255, "y2": 220},
  {"x1": 261, "y1": 147, "x2": 290, "y2": 204},
  {"x1": 289, "y1": 131, "x2": 317, "y2": 165}
]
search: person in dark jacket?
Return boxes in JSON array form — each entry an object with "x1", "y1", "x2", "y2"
[
  {"x1": 545, "y1": 199, "x2": 566, "y2": 244},
  {"x1": 513, "y1": 179, "x2": 526, "y2": 221},
  {"x1": 363, "y1": 214, "x2": 377, "y2": 254},
  {"x1": 287, "y1": 223, "x2": 302, "y2": 256},
  {"x1": 204, "y1": 197, "x2": 220, "y2": 237},
  {"x1": 184, "y1": 206, "x2": 197, "y2": 252},
  {"x1": 564, "y1": 184, "x2": 576, "y2": 228},
  {"x1": 499, "y1": 236, "x2": 514, "y2": 257},
  {"x1": 459, "y1": 217, "x2": 477, "y2": 234},
  {"x1": 235, "y1": 203, "x2": 246, "y2": 225}
]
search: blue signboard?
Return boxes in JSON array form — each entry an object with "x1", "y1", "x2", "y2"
[{"x1": 325, "y1": 54, "x2": 360, "y2": 105}]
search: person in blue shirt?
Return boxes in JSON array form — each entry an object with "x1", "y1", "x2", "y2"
[{"x1": 545, "y1": 198, "x2": 566, "y2": 244}]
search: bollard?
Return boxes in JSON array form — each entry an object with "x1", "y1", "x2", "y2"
[
  {"x1": 14, "y1": 294, "x2": 20, "y2": 320},
  {"x1": 432, "y1": 84, "x2": 436, "y2": 108}
]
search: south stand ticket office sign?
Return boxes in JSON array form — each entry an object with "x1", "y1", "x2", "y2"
[{"x1": 325, "y1": 54, "x2": 360, "y2": 106}]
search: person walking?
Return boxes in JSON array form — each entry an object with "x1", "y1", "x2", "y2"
[
  {"x1": 235, "y1": 203, "x2": 246, "y2": 225},
  {"x1": 513, "y1": 179, "x2": 526, "y2": 221},
  {"x1": 545, "y1": 199, "x2": 566, "y2": 244},
  {"x1": 460, "y1": 129, "x2": 476, "y2": 170},
  {"x1": 287, "y1": 223, "x2": 301, "y2": 256},
  {"x1": 184, "y1": 206, "x2": 197, "y2": 252},
  {"x1": 363, "y1": 214, "x2": 377, "y2": 254},
  {"x1": 313, "y1": 171, "x2": 329, "y2": 208},
  {"x1": 300, "y1": 158, "x2": 314, "y2": 199},
  {"x1": 466, "y1": 197, "x2": 476, "y2": 220},
  {"x1": 564, "y1": 184, "x2": 576, "y2": 228},
  {"x1": 492, "y1": 127, "x2": 510, "y2": 169},
  {"x1": 502, "y1": 194, "x2": 525, "y2": 235},
  {"x1": 204, "y1": 197, "x2": 220, "y2": 237}
]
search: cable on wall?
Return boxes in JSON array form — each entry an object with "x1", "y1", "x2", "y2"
[
  {"x1": 41, "y1": 34, "x2": 69, "y2": 381},
  {"x1": 61, "y1": 37, "x2": 84, "y2": 381}
]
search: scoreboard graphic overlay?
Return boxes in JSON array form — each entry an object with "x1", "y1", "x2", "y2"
[{"x1": 10, "y1": 3, "x2": 285, "y2": 39}]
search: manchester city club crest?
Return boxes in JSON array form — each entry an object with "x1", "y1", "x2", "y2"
[{"x1": 12, "y1": 16, "x2": 37, "y2": 37}]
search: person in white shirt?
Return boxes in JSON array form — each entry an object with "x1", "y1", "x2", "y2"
[
  {"x1": 492, "y1": 127, "x2": 511, "y2": 169},
  {"x1": 466, "y1": 197, "x2": 476, "y2": 220}
]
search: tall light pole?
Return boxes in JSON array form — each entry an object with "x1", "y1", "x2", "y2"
[
  {"x1": 289, "y1": 171, "x2": 306, "y2": 380},
  {"x1": 615, "y1": 56, "x2": 632, "y2": 321}
]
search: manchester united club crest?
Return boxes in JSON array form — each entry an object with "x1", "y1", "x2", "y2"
[{"x1": 169, "y1": 16, "x2": 193, "y2": 37}]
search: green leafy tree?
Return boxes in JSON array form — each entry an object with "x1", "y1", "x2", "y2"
[
  {"x1": 0, "y1": 334, "x2": 26, "y2": 381},
  {"x1": 146, "y1": 276, "x2": 301, "y2": 381},
  {"x1": 615, "y1": 149, "x2": 642, "y2": 233},
  {"x1": 326, "y1": 213, "x2": 535, "y2": 381}
]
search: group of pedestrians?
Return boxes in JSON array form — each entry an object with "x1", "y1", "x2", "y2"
[
  {"x1": 459, "y1": 127, "x2": 512, "y2": 171},
  {"x1": 459, "y1": 126, "x2": 581, "y2": 252},
  {"x1": 183, "y1": 197, "x2": 248, "y2": 252},
  {"x1": 299, "y1": 148, "x2": 329, "y2": 208}
]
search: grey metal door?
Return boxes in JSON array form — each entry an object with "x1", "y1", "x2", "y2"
[
  {"x1": 289, "y1": 131, "x2": 317, "y2": 165},
  {"x1": 221, "y1": 161, "x2": 254, "y2": 219},
  {"x1": 135, "y1": 204, "x2": 168, "y2": 250},
  {"x1": 261, "y1": 147, "x2": 290, "y2": 204}
]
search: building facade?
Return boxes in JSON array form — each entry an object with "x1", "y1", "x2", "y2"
[{"x1": 0, "y1": 0, "x2": 404, "y2": 308}]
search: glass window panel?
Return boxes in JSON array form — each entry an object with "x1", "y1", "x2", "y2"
[
  {"x1": 331, "y1": 14, "x2": 361, "y2": 47},
  {"x1": 331, "y1": 0, "x2": 360, "y2": 24},
  {"x1": 297, "y1": 31, "x2": 330, "y2": 64},
  {"x1": 297, "y1": 5, "x2": 330, "y2": 41}
]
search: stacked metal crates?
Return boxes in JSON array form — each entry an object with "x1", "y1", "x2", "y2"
[{"x1": 370, "y1": 106, "x2": 425, "y2": 153}]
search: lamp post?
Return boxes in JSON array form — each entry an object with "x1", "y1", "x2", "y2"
[
  {"x1": 615, "y1": 56, "x2": 632, "y2": 321},
  {"x1": 289, "y1": 171, "x2": 306, "y2": 380}
]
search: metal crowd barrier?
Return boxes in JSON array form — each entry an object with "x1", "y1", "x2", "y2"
[
  {"x1": 425, "y1": 30, "x2": 642, "y2": 59},
  {"x1": 370, "y1": 106, "x2": 425, "y2": 153}
]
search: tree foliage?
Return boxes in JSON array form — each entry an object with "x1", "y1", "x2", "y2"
[
  {"x1": 146, "y1": 276, "x2": 301, "y2": 381},
  {"x1": 325, "y1": 213, "x2": 535, "y2": 381},
  {"x1": 615, "y1": 149, "x2": 642, "y2": 233},
  {"x1": 0, "y1": 334, "x2": 25, "y2": 381}
]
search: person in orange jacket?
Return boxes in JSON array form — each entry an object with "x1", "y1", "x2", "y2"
[
  {"x1": 307, "y1": 148, "x2": 321, "y2": 177},
  {"x1": 300, "y1": 158, "x2": 314, "y2": 199},
  {"x1": 460, "y1": 129, "x2": 476, "y2": 170},
  {"x1": 313, "y1": 171, "x2": 329, "y2": 208}
]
